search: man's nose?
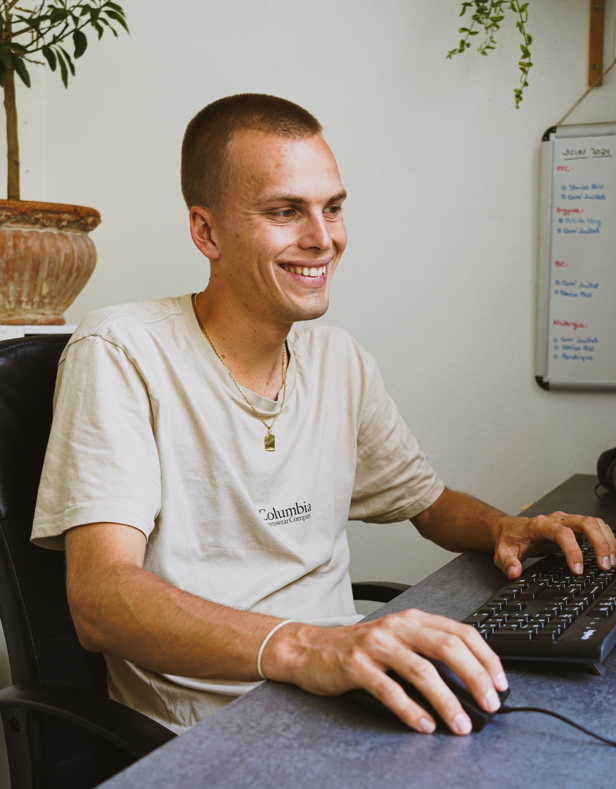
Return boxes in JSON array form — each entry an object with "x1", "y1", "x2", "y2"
[{"x1": 298, "y1": 212, "x2": 332, "y2": 250}]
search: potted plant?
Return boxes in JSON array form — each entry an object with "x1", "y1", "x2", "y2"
[{"x1": 0, "y1": 0, "x2": 128, "y2": 325}]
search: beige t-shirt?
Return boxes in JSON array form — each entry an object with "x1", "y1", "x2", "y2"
[{"x1": 32, "y1": 294, "x2": 444, "y2": 733}]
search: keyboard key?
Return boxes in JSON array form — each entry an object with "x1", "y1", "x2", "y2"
[
  {"x1": 480, "y1": 604, "x2": 503, "y2": 615},
  {"x1": 503, "y1": 602, "x2": 527, "y2": 612},
  {"x1": 536, "y1": 588, "x2": 562, "y2": 601},
  {"x1": 567, "y1": 584, "x2": 584, "y2": 594},
  {"x1": 462, "y1": 612, "x2": 490, "y2": 625},
  {"x1": 508, "y1": 615, "x2": 529, "y2": 625},
  {"x1": 505, "y1": 588, "x2": 521, "y2": 599},
  {"x1": 542, "y1": 623, "x2": 563, "y2": 635},
  {"x1": 519, "y1": 583, "x2": 548, "y2": 600},
  {"x1": 534, "y1": 630, "x2": 559, "y2": 641},
  {"x1": 491, "y1": 629, "x2": 534, "y2": 641}
]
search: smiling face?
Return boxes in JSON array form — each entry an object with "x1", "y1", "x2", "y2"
[{"x1": 194, "y1": 131, "x2": 347, "y2": 328}]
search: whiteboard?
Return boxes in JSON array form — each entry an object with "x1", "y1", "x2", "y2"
[{"x1": 536, "y1": 122, "x2": 616, "y2": 390}]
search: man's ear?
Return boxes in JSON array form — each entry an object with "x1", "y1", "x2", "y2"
[{"x1": 189, "y1": 206, "x2": 220, "y2": 260}]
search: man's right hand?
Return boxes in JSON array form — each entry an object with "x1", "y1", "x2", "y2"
[{"x1": 262, "y1": 610, "x2": 508, "y2": 735}]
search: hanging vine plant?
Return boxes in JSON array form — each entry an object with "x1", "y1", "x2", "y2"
[{"x1": 448, "y1": 1, "x2": 533, "y2": 109}]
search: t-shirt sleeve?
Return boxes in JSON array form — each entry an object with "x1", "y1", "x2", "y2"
[
  {"x1": 31, "y1": 335, "x2": 161, "y2": 550},
  {"x1": 349, "y1": 363, "x2": 444, "y2": 523}
]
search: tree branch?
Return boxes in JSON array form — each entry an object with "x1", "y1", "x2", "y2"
[{"x1": 2, "y1": 1, "x2": 24, "y2": 14}]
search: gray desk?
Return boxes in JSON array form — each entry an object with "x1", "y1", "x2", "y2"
[{"x1": 101, "y1": 475, "x2": 616, "y2": 789}]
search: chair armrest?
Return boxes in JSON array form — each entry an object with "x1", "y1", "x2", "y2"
[
  {"x1": 351, "y1": 582, "x2": 411, "y2": 603},
  {"x1": 0, "y1": 681, "x2": 176, "y2": 759}
]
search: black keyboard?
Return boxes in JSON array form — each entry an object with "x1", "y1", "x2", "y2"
[{"x1": 464, "y1": 542, "x2": 616, "y2": 674}]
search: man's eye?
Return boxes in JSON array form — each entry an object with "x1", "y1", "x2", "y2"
[
  {"x1": 273, "y1": 209, "x2": 296, "y2": 218},
  {"x1": 325, "y1": 205, "x2": 343, "y2": 217}
]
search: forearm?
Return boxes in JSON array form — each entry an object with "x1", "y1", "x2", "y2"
[
  {"x1": 66, "y1": 526, "x2": 287, "y2": 680},
  {"x1": 411, "y1": 487, "x2": 511, "y2": 553}
]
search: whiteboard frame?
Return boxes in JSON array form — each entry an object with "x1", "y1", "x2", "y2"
[{"x1": 535, "y1": 122, "x2": 616, "y2": 391}]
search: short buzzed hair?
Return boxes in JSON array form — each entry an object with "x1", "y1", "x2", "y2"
[{"x1": 181, "y1": 93, "x2": 323, "y2": 211}]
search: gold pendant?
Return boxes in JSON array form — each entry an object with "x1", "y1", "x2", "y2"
[{"x1": 264, "y1": 433, "x2": 275, "y2": 452}]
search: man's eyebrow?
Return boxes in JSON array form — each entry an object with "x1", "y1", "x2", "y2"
[{"x1": 253, "y1": 190, "x2": 348, "y2": 206}]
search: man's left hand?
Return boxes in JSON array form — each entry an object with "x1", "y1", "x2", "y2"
[
  {"x1": 412, "y1": 488, "x2": 616, "y2": 580},
  {"x1": 494, "y1": 511, "x2": 616, "y2": 579}
]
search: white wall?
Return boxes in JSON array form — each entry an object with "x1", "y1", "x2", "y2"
[{"x1": 2, "y1": 0, "x2": 616, "y2": 782}]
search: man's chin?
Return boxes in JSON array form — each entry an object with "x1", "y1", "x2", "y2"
[{"x1": 283, "y1": 297, "x2": 329, "y2": 324}]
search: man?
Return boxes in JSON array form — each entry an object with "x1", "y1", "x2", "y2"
[{"x1": 32, "y1": 94, "x2": 615, "y2": 737}]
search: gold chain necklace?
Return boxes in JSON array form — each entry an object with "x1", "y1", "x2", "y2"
[{"x1": 192, "y1": 293, "x2": 287, "y2": 452}]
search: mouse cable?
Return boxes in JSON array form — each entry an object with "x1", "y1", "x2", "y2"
[{"x1": 499, "y1": 705, "x2": 616, "y2": 747}]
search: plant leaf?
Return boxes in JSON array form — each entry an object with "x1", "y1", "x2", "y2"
[
  {"x1": 42, "y1": 45, "x2": 57, "y2": 71},
  {"x1": 73, "y1": 29, "x2": 87, "y2": 58},
  {"x1": 50, "y1": 8, "x2": 69, "y2": 22},
  {"x1": 57, "y1": 50, "x2": 69, "y2": 88},
  {"x1": 105, "y1": 9, "x2": 129, "y2": 33},
  {"x1": 10, "y1": 53, "x2": 31, "y2": 88},
  {"x1": 100, "y1": 17, "x2": 118, "y2": 36},
  {"x1": 16, "y1": 15, "x2": 38, "y2": 30},
  {"x1": 60, "y1": 48, "x2": 76, "y2": 77}
]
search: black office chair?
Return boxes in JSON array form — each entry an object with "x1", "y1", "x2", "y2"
[
  {"x1": 0, "y1": 334, "x2": 409, "y2": 789},
  {"x1": 0, "y1": 334, "x2": 177, "y2": 789}
]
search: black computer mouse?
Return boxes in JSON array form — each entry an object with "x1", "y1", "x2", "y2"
[{"x1": 347, "y1": 659, "x2": 510, "y2": 732}]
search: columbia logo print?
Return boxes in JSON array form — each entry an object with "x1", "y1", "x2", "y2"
[{"x1": 259, "y1": 502, "x2": 312, "y2": 523}]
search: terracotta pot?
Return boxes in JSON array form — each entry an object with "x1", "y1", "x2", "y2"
[{"x1": 0, "y1": 200, "x2": 101, "y2": 325}]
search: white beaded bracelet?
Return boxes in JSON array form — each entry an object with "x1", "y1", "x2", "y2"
[{"x1": 257, "y1": 619, "x2": 297, "y2": 680}]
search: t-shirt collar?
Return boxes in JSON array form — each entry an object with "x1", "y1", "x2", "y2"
[{"x1": 179, "y1": 293, "x2": 297, "y2": 413}]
